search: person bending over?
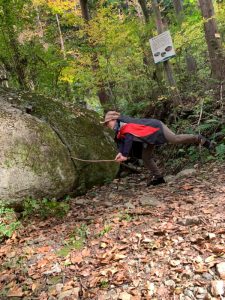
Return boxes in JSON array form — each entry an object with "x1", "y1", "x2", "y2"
[{"x1": 102, "y1": 111, "x2": 213, "y2": 186}]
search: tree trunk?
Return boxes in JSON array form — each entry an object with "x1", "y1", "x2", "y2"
[
  {"x1": 1, "y1": 0, "x2": 34, "y2": 90},
  {"x1": 138, "y1": 0, "x2": 149, "y2": 23},
  {"x1": 55, "y1": 14, "x2": 66, "y2": 59},
  {"x1": 198, "y1": 0, "x2": 225, "y2": 82},
  {"x1": 79, "y1": 0, "x2": 110, "y2": 109},
  {"x1": 172, "y1": 0, "x2": 197, "y2": 73},
  {"x1": 172, "y1": 0, "x2": 183, "y2": 18},
  {"x1": 0, "y1": 64, "x2": 9, "y2": 87},
  {"x1": 35, "y1": 6, "x2": 44, "y2": 39},
  {"x1": 55, "y1": 14, "x2": 73, "y2": 97},
  {"x1": 152, "y1": 0, "x2": 181, "y2": 106},
  {"x1": 79, "y1": 0, "x2": 90, "y2": 21}
]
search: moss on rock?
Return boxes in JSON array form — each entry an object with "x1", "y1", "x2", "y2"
[{"x1": 0, "y1": 87, "x2": 118, "y2": 205}]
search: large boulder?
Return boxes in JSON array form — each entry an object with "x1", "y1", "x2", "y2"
[{"x1": 0, "y1": 88, "x2": 118, "y2": 206}]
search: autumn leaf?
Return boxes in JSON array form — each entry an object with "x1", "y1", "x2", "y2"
[
  {"x1": 114, "y1": 253, "x2": 127, "y2": 261},
  {"x1": 119, "y1": 291, "x2": 131, "y2": 300},
  {"x1": 7, "y1": 285, "x2": 24, "y2": 297},
  {"x1": 36, "y1": 246, "x2": 52, "y2": 253},
  {"x1": 70, "y1": 253, "x2": 83, "y2": 264}
]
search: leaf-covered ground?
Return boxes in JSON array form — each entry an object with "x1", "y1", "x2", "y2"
[{"x1": 1, "y1": 162, "x2": 225, "y2": 300}]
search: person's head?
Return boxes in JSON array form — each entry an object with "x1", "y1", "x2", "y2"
[{"x1": 101, "y1": 111, "x2": 120, "y2": 129}]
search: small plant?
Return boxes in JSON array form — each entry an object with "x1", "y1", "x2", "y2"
[
  {"x1": 119, "y1": 212, "x2": 133, "y2": 222},
  {"x1": 103, "y1": 177, "x2": 112, "y2": 185},
  {"x1": 58, "y1": 224, "x2": 89, "y2": 256},
  {"x1": 216, "y1": 143, "x2": 225, "y2": 160},
  {"x1": 0, "y1": 205, "x2": 21, "y2": 241},
  {"x1": 99, "y1": 279, "x2": 109, "y2": 288},
  {"x1": 22, "y1": 197, "x2": 70, "y2": 219},
  {"x1": 98, "y1": 224, "x2": 112, "y2": 237},
  {"x1": 74, "y1": 223, "x2": 89, "y2": 239}
]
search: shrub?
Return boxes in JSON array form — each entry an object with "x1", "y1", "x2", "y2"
[
  {"x1": 0, "y1": 205, "x2": 21, "y2": 242},
  {"x1": 22, "y1": 197, "x2": 70, "y2": 219}
]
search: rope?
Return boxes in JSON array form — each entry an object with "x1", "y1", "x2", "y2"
[
  {"x1": 71, "y1": 156, "x2": 141, "y2": 173},
  {"x1": 72, "y1": 157, "x2": 116, "y2": 163}
]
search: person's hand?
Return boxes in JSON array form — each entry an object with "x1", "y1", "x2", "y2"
[{"x1": 115, "y1": 153, "x2": 128, "y2": 163}]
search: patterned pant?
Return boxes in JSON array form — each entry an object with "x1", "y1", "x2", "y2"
[{"x1": 142, "y1": 122, "x2": 200, "y2": 178}]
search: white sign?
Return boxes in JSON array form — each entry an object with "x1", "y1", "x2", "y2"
[{"x1": 149, "y1": 31, "x2": 176, "y2": 64}]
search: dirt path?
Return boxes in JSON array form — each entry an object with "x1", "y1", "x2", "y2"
[{"x1": 1, "y1": 162, "x2": 225, "y2": 299}]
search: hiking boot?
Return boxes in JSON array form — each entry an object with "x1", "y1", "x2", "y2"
[{"x1": 147, "y1": 176, "x2": 166, "y2": 186}]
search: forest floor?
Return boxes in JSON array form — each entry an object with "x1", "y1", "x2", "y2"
[{"x1": 1, "y1": 162, "x2": 225, "y2": 300}]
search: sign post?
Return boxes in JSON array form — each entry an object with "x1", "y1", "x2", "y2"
[{"x1": 149, "y1": 31, "x2": 176, "y2": 64}]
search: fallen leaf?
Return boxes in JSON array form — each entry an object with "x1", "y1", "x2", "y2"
[
  {"x1": 71, "y1": 253, "x2": 83, "y2": 264},
  {"x1": 36, "y1": 246, "x2": 52, "y2": 253},
  {"x1": 7, "y1": 286, "x2": 24, "y2": 297},
  {"x1": 119, "y1": 291, "x2": 131, "y2": 300},
  {"x1": 114, "y1": 253, "x2": 127, "y2": 261},
  {"x1": 37, "y1": 258, "x2": 49, "y2": 268}
]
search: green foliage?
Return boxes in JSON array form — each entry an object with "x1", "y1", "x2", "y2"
[
  {"x1": 22, "y1": 197, "x2": 70, "y2": 219},
  {"x1": 57, "y1": 223, "x2": 89, "y2": 256},
  {"x1": 0, "y1": 0, "x2": 224, "y2": 148},
  {"x1": 198, "y1": 119, "x2": 220, "y2": 134},
  {"x1": 216, "y1": 143, "x2": 225, "y2": 160},
  {"x1": 99, "y1": 279, "x2": 109, "y2": 288},
  {"x1": 0, "y1": 205, "x2": 21, "y2": 241},
  {"x1": 98, "y1": 224, "x2": 112, "y2": 237},
  {"x1": 119, "y1": 212, "x2": 132, "y2": 222}
]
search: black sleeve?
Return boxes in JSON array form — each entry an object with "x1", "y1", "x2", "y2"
[{"x1": 119, "y1": 133, "x2": 134, "y2": 157}]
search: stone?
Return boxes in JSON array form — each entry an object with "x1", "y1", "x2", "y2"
[
  {"x1": 196, "y1": 287, "x2": 207, "y2": 295},
  {"x1": 104, "y1": 201, "x2": 113, "y2": 207},
  {"x1": 55, "y1": 284, "x2": 63, "y2": 293},
  {"x1": 184, "y1": 288, "x2": 195, "y2": 299},
  {"x1": 202, "y1": 272, "x2": 213, "y2": 281},
  {"x1": 139, "y1": 195, "x2": 160, "y2": 207},
  {"x1": 106, "y1": 289, "x2": 118, "y2": 300},
  {"x1": 175, "y1": 168, "x2": 197, "y2": 179},
  {"x1": 216, "y1": 262, "x2": 225, "y2": 279},
  {"x1": 119, "y1": 291, "x2": 131, "y2": 300},
  {"x1": 124, "y1": 202, "x2": 135, "y2": 209},
  {"x1": 164, "y1": 175, "x2": 176, "y2": 183},
  {"x1": 210, "y1": 280, "x2": 225, "y2": 296},
  {"x1": 58, "y1": 290, "x2": 73, "y2": 300},
  {"x1": 164, "y1": 279, "x2": 176, "y2": 287},
  {"x1": 74, "y1": 199, "x2": 86, "y2": 205},
  {"x1": 43, "y1": 263, "x2": 62, "y2": 275},
  {"x1": 196, "y1": 295, "x2": 206, "y2": 299},
  {"x1": 0, "y1": 88, "x2": 119, "y2": 206},
  {"x1": 177, "y1": 216, "x2": 201, "y2": 226}
]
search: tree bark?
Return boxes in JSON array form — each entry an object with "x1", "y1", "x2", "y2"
[
  {"x1": 79, "y1": 0, "x2": 90, "y2": 21},
  {"x1": 55, "y1": 14, "x2": 66, "y2": 59},
  {"x1": 35, "y1": 6, "x2": 44, "y2": 38},
  {"x1": 138, "y1": 0, "x2": 149, "y2": 23},
  {"x1": 1, "y1": 0, "x2": 34, "y2": 90},
  {"x1": 172, "y1": 0, "x2": 197, "y2": 73},
  {"x1": 152, "y1": 0, "x2": 181, "y2": 106},
  {"x1": 0, "y1": 64, "x2": 9, "y2": 87},
  {"x1": 172, "y1": 0, "x2": 183, "y2": 18},
  {"x1": 198, "y1": 0, "x2": 225, "y2": 82},
  {"x1": 79, "y1": 0, "x2": 110, "y2": 109}
]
